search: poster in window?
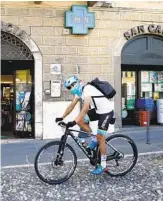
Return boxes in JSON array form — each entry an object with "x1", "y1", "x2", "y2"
[
  {"x1": 141, "y1": 71, "x2": 149, "y2": 83},
  {"x1": 150, "y1": 71, "x2": 158, "y2": 83},
  {"x1": 155, "y1": 84, "x2": 163, "y2": 92},
  {"x1": 158, "y1": 71, "x2": 163, "y2": 83},
  {"x1": 153, "y1": 92, "x2": 159, "y2": 100},
  {"x1": 127, "y1": 71, "x2": 131, "y2": 78},
  {"x1": 126, "y1": 95, "x2": 135, "y2": 110},
  {"x1": 141, "y1": 83, "x2": 152, "y2": 92},
  {"x1": 127, "y1": 83, "x2": 135, "y2": 96}
]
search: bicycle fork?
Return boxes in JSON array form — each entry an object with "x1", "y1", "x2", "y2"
[{"x1": 55, "y1": 134, "x2": 68, "y2": 166}]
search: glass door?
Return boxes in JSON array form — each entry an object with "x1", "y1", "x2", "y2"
[
  {"x1": 139, "y1": 70, "x2": 163, "y2": 124},
  {"x1": 122, "y1": 71, "x2": 136, "y2": 124},
  {"x1": 139, "y1": 71, "x2": 163, "y2": 99},
  {"x1": 14, "y1": 69, "x2": 34, "y2": 137}
]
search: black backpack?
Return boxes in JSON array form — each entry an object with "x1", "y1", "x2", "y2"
[{"x1": 87, "y1": 78, "x2": 116, "y2": 99}]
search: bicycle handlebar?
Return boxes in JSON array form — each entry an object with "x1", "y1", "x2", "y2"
[{"x1": 58, "y1": 121, "x2": 68, "y2": 128}]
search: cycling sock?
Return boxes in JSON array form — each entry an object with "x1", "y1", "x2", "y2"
[{"x1": 101, "y1": 155, "x2": 107, "y2": 168}]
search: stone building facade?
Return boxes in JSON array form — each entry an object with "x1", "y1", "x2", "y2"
[{"x1": 1, "y1": 1, "x2": 163, "y2": 139}]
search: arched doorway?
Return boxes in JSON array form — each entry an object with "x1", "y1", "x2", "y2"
[
  {"x1": 113, "y1": 26, "x2": 163, "y2": 127},
  {"x1": 121, "y1": 35, "x2": 163, "y2": 125},
  {"x1": 1, "y1": 21, "x2": 43, "y2": 139}
]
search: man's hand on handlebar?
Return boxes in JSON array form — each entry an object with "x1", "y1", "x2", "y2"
[
  {"x1": 66, "y1": 121, "x2": 76, "y2": 128},
  {"x1": 58, "y1": 121, "x2": 76, "y2": 128},
  {"x1": 55, "y1": 117, "x2": 63, "y2": 123}
]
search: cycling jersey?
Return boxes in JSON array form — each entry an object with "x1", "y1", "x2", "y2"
[
  {"x1": 75, "y1": 84, "x2": 114, "y2": 134},
  {"x1": 82, "y1": 84, "x2": 113, "y2": 114}
]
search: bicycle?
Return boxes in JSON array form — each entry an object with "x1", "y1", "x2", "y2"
[{"x1": 34, "y1": 121, "x2": 138, "y2": 185}]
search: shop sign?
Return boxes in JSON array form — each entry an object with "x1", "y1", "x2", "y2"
[
  {"x1": 124, "y1": 24, "x2": 163, "y2": 40},
  {"x1": 65, "y1": 5, "x2": 95, "y2": 35}
]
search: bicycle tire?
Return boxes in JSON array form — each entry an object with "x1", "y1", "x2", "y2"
[
  {"x1": 105, "y1": 134, "x2": 138, "y2": 177},
  {"x1": 34, "y1": 141, "x2": 77, "y2": 185}
]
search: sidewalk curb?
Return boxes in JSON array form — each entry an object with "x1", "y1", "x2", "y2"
[
  {"x1": 2, "y1": 151, "x2": 163, "y2": 169},
  {"x1": 0, "y1": 139, "x2": 36, "y2": 144}
]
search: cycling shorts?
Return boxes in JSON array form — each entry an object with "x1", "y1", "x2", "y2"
[{"x1": 87, "y1": 109, "x2": 114, "y2": 135}]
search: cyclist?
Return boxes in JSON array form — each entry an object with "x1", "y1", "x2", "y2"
[{"x1": 55, "y1": 75, "x2": 114, "y2": 175}]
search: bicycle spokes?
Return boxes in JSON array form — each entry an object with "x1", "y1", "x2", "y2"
[
  {"x1": 35, "y1": 141, "x2": 77, "y2": 184},
  {"x1": 105, "y1": 134, "x2": 138, "y2": 177}
]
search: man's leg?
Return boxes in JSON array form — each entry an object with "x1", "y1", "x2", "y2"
[
  {"x1": 77, "y1": 116, "x2": 98, "y2": 148},
  {"x1": 77, "y1": 118, "x2": 92, "y2": 133},
  {"x1": 97, "y1": 132, "x2": 107, "y2": 168},
  {"x1": 91, "y1": 111, "x2": 114, "y2": 175},
  {"x1": 97, "y1": 134, "x2": 106, "y2": 157}
]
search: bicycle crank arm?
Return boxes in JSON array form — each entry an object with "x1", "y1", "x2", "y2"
[{"x1": 107, "y1": 151, "x2": 123, "y2": 161}]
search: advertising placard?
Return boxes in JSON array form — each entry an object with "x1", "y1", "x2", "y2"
[
  {"x1": 150, "y1": 71, "x2": 158, "y2": 83},
  {"x1": 141, "y1": 71, "x2": 149, "y2": 83},
  {"x1": 141, "y1": 83, "x2": 152, "y2": 92},
  {"x1": 158, "y1": 71, "x2": 163, "y2": 83}
]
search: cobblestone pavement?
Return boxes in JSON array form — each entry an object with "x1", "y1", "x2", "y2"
[{"x1": 1, "y1": 154, "x2": 163, "y2": 201}]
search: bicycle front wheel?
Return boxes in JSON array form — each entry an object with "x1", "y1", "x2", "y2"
[
  {"x1": 34, "y1": 141, "x2": 77, "y2": 185},
  {"x1": 105, "y1": 134, "x2": 138, "y2": 177}
]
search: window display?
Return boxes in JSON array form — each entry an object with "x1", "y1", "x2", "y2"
[
  {"x1": 158, "y1": 71, "x2": 163, "y2": 83},
  {"x1": 150, "y1": 71, "x2": 158, "y2": 83},
  {"x1": 155, "y1": 84, "x2": 163, "y2": 92},
  {"x1": 141, "y1": 71, "x2": 163, "y2": 99},
  {"x1": 122, "y1": 71, "x2": 136, "y2": 111},
  {"x1": 122, "y1": 69, "x2": 163, "y2": 126},
  {"x1": 15, "y1": 70, "x2": 33, "y2": 132},
  {"x1": 141, "y1": 71, "x2": 149, "y2": 83},
  {"x1": 1, "y1": 82, "x2": 14, "y2": 132},
  {"x1": 141, "y1": 83, "x2": 152, "y2": 92}
]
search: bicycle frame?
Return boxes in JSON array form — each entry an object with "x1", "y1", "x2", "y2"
[
  {"x1": 56, "y1": 123, "x2": 122, "y2": 165},
  {"x1": 57, "y1": 127, "x2": 97, "y2": 161}
]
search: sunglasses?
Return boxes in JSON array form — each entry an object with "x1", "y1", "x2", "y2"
[
  {"x1": 66, "y1": 86, "x2": 72, "y2": 90},
  {"x1": 66, "y1": 82, "x2": 77, "y2": 90}
]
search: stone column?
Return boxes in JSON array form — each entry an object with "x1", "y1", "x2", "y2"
[
  {"x1": 33, "y1": 52, "x2": 43, "y2": 139},
  {"x1": 113, "y1": 55, "x2": 122, "y2": 128}
]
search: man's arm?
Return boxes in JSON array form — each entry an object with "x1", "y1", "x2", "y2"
[
  {"x1": 75, "y1": 97, "x2": 91, "y2": 123},
  {"x1": 62, "y1": 96, "x2": 80, "y2": 119}
]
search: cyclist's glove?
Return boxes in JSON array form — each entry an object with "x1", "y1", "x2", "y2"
[
  {"x1": 55, "y1": 117, "x2": 63, "y2": 123},
  {"x1": 67, "y1": 121, "x2": 76, "y2": 128}
]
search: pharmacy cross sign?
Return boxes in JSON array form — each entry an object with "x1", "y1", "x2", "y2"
[{"x1": 65, "y1": 5, "x2": 95, "y2": 35}]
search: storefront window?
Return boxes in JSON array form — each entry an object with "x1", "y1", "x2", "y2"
[
  {"x1": 122, "y1": 71, "x2": 136, "y2": 122},
  {"x1": 122, "y1": 71, "x2": 136, "y2": 110},
  {"x1": 15, "y1": 70, "x2": 32, "y2": 132},
  {"x1": 1, "y1": 76, "x2": 14, "y2": 133},
  {"x1": 122, "y1": 70, "x2": 163, "y2": 126},
  {"x1": 141, "y1": 71, "x2": 163, "y2": 100}
]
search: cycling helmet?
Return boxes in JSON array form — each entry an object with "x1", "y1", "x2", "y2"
[{"x1": 64, "y1": 75, "x2": 79, "y2": 89}]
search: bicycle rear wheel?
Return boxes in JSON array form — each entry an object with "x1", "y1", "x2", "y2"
[
  {"x1": 34, "y1": 141, "x2": 77, "y2": 185},
  {"x1": 105, "y1": 134, "x2": 138, "y2": 177}
]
